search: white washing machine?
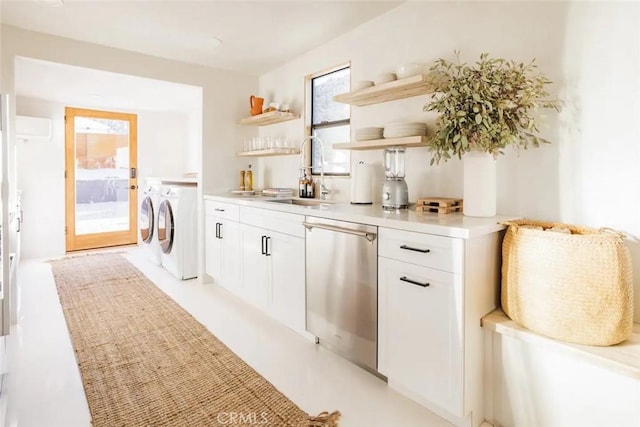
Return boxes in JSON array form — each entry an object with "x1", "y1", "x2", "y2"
[
  {"x1": 158, "y1": 184, "x2": 198, "y2": 280},
  {"x1": 139, "y1": 183, "x2": 164, "y2": 265}
]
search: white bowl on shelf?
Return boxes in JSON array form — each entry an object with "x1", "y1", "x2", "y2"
[{"x1": 396, "y1": 63, "x2": 428, "y2": 79}]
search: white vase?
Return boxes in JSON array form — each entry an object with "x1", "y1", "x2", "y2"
[{"x1": 463, "y1": 151, "x2": 496, "y2": 217}]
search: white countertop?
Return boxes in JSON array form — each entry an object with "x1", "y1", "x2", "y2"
[{"x1": 204, "y1": 193, "x2": 518, "y2": 239}]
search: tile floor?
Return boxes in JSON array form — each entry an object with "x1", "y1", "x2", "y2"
[{"x1": 4, "y1": 247, "x2": 452, "y2": 427}]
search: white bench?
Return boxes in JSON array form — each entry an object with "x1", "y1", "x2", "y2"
[{"x1": 482, "y1": 309, "x2": 640, "y2": 427}]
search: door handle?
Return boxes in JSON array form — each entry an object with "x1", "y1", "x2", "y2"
[
  {"x1": 302, "y1": 221, "x2": 377, "y2": 243},
  {"x1": 130, "y1": 185, "x2": 138, "y2": 190},
  {"x1": 261, "y1": 235, "x2": 267, "y2": 255},
  {"x1": 265, "y1": 236, "x2": 271, "y2": 256},
  {"x1": 399, "y1": 276, "x2": 430, "y2": 288},
  {"x1": 218, "y1": 223, "x2": 223, "y2": 239},
  {"x1": 400, "y1": 245, "x2": 430, "y2": 253}
]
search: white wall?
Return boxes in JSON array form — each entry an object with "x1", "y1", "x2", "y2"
[
  {"x1": 257, "y1": 1, "x2": 640, "y2": 322},
  {"x1": 15, "y1": 96, "x2": 194, "y2": 259},
  {"x1": 14, "y1": 97, "x2": 65, "y2": 258},
  {"x1": 558, "y1": 2, "x2": 640, "y2": 322},
  {"x1": 257, "y1": 1, "x2": 567, "y2": 210},
  {"x1": 137, "y1": 110, "x2": 191, "y2": 180},
  {"x1": 1, "y1": 24, "x2": 258, "y2": 275}
]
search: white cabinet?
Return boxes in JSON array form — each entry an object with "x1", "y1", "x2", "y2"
[
  {"x1": 269, "y1": 230, "x2": 305, "y2": 332},
  {"x1": 240, "y1": 224, "x2": 269, "y2": 308},
  {"x1": 378, "y1": 257, "x2": 463, "y2": 417},
  {"x1": 239, "y1": 208, "x2": 306, "y2": 334},
  {"x1": 378, "y1": 226, "x2": 502, "y2": 427},
  {"x1": 205, "y1": 202, "x2": 241, "y2": 294},
  {"x1": 204, "y1": 195, "x2": 504, "y2": 426}
]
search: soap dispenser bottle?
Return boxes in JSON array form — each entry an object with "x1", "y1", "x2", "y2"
[
  {"x1": 298, "y1": 169, "x2": 307, "y2": 198},
  {"x1": 305, "y1": 173, "x2": 314, "y2": 198}
]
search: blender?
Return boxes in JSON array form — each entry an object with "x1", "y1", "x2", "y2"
[{"x1": 382, "y1": 147, "x2": 409, "y2": 209}]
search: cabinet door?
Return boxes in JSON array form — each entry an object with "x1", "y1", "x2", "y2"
[
  {"x1": 219, "y1": 219, "x2": 241, "y2": 294},
  {"x1": 240, "y1": 224, "x2": 269, "y2": 311},
  {"x1": 378, "y1": 256, "x2": 463, "y2": 416},
  {"x1": 268, "y1": 231, "x2": 305, "y2": 333},
  {"x1": 205, "y1": 214, "x2": 222, "y2": 281}
]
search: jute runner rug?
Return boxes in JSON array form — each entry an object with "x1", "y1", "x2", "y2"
[{"x1": 50, "y1": 253, "x2": 340, "y2": 427}]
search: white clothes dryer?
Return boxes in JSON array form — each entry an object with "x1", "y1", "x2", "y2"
[
  {"x1": 158, "y1": 184, "x2": 198, "y2": 280},
  {"x1": 139, "y1": 184, "x2": 163, "y2": 265}
]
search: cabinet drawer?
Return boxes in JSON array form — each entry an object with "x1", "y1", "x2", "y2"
[
  {"x1": 240, "y1": 206, "x2": 305, "y2": 238},
  {"x1": 379, "y1": 227, "x2": 463, "y2": 273},
  {"x1": 205, "y1": 200, "x2": 239, "y2": 222}
]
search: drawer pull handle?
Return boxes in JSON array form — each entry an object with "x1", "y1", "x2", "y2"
[
  {"x1": 400, "y1": 276, "x2": 430, "y2": 288},
  {"x1": 214, "y1": 208, "x2": 225, "y2": 212},
  {"x1": 400, "y1": 245, "x2": 430, "y2": 253}
]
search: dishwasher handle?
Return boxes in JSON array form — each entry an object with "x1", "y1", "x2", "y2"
[{"x1": 302, "y1": 221, "x2": 377, "y2": 243}]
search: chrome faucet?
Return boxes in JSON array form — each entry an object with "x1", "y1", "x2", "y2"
[{"x1": 299, "y1": 135, "x2": 329, "y2": 200}]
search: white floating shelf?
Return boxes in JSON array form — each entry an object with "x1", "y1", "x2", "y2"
[
  {"x1": 333, "y1": 74, "x2": 437, "y2": 106},
  {"x1": 237, "y1": 111, "x2": 299, "y2": 126}
]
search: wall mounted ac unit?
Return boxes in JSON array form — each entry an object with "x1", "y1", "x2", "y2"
[{"x1": 16, "y1": 115, "x2": 52, "y2": 141}]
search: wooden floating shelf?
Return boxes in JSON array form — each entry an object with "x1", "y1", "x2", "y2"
[
  {"x1": 236, "y1": 148, "x2": 300, "y2": 157},
  {"x1": 334, "y1": 74, "x2": 437, "y2": 106},
  {"x1": 333, "y1": 135, "x2": 427, "y2": 150},
  {"x1": 237, "y1": 111, "x2": 299, "y2": 126}
]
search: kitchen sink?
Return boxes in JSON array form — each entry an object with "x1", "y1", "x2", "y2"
[{"x1": 266, "y1": 198, "x2": 334, "y2": 206}]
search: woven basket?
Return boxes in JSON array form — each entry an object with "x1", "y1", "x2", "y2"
[{"x1": 501, "y1": 219, "x2": 633, "y2": 346}]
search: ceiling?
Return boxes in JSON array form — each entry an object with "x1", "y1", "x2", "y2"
[
  {"x1": 15, "y1": 56, "x2": 202, "y2": 113},
  {"x1": 1, "y1": 0, "x2": 402, "y2": 75}
]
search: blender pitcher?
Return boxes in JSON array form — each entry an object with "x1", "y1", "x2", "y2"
[
  {"x1": 382, "y1": 147, "x2": 409, "y2": 209},
  {"x1": 384, "y1": 147, "x2": 406, "y2": 178}
]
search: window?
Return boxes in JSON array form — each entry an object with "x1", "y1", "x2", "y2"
[{"x1": 308, "y1": 66, "x2": 350, "y2": 175}]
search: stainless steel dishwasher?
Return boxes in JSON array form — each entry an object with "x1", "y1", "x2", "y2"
[{"x1": 303, "y1": 216, "x2": 378, "y2": 373}]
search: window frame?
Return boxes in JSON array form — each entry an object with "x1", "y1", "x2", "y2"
[{"x1": 305, "y1": 63, "x2": 351, "y2": 177}]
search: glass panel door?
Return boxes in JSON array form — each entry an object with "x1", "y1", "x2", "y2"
[{"x1": 65, "y1": 108, "x2": 138, "y2": 251}]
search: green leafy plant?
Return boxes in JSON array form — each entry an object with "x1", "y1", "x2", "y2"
[{"x1": 424, "y1": 52, "x2": 562, "y2": 165}]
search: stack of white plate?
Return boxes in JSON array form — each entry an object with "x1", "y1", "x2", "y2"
[
  {"x1": 383, "y1": 122, "x2": 427, "y2": 139},
  {"x1": 356, "y1": 127, "x2": 384, "y2": 141}
]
